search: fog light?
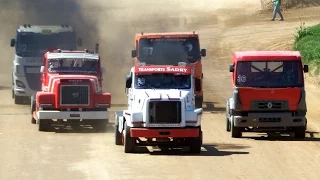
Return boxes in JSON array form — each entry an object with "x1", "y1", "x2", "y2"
[{"x1": 15, "y1": 80, "x2": 25, "y2": 88}]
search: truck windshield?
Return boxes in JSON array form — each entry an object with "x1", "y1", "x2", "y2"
[
  {"x1": 138, "y1": 37, "x2": 200, "y2": 65},
  {"x1": 15, "y1": 32, "x2": 77, "y2": 57},
  {"x1": 48, "y1": 58, "x2": 99, "y2": 74},
  {"x1": 236, "y1": 61, "x2": 303, "y2": 88},
  {"x1": 134, "y1": 73, "x2": 191, "y2": 89}
]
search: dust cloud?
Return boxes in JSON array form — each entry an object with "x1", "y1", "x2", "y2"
[{"x1": 0, "y1": 0, "x2": 263, "y2": 104}]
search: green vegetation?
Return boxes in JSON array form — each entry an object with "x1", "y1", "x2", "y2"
[{"x1": 294, "y1": 23, "x2": 320, "y2": 72}]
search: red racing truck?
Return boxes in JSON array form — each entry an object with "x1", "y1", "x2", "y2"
[
  {"x1": 31, "y1": 49, "x2": 111, "y2": 131},
  {"x1": 226, "y1": 51, "x2": 308, "y2": 138}
]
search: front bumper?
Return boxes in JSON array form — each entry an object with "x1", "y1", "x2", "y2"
[
  {"x1": 37, "y1": 110, "x2": 109, "y2": 120},
  {"x1": 130, "y1": 128, "x2": 199, "y2": 138},
  {"x1": 234, "y1": 112, "x2": 306, "y2": 127}
]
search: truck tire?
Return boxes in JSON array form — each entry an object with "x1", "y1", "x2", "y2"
[
  {"x1": 94, "y1": 119, "x2": 108, "y2": 132},
  {"x1": 231, "y1": 116, "x2": 242, "y2": 138},
  {"x1": 226, "y1": 117, "x2": 231, "y2": 132},
  {"x1": 38, "y1": 119, "x2": 52, "y2": 132},
  {"x1": 189, "y1": 129, "x2": 202, "y2": 154},
  {"x1": 124, "y1": 123, "x2": 135, "y2": 153},
  {"x1": 14, "y1": 95, "x2": 25, "y2": 105},
  {"x1": 294, "y1": 126, "x2": 306, "y2": 139},
  {"x1": 226, "y1": 103, "x2": 231, "y2": 132},
  {"x1": 115, "y1": 124, "x2": 122, "y2": 145},
  {"x1": 195, "y1": 96, "x2": 203, "y2": 109},
  {"x1": 30, "y1": 96, "x2": 36, "y2": 124}
]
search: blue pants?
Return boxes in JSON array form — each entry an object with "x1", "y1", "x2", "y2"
[{"x1": 272, "y1": 5, "x2": 284, "y2": 20}]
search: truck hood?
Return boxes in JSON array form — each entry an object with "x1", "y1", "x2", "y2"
[
  {"x1": 238, "y1": 87, "x2": 301, "y2": 111},
  {"x1": 46, "y1": 74, "x2": 100, "y2": 92},
  {"x1": 131, "y1": 89, "x2": 193, "y2": 110}
]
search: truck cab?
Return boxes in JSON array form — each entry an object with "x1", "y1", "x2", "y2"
[
  {"x1": 226, "y1": 51, "x2": 309, "y2": 138},
  {"x1": 31, "y1": 49, "x2": 111, "y2": 132},
  {"x1": 114, "y1": 62, "x2": 203, "y2": 154},
  {"x1": 10, "y1": 24, "x2": 82, "y2": 104},
  {"x1": 130, "y1": 32, "x2": 206, "y2": 108}
]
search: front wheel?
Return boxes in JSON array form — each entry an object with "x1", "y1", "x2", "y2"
[
  {"x1": 38, "y1": 119, "x2": 52, "y2": 132},
  {"x1": 294, "y1": 126, "x2": 306, "y2": 139},
  {"x1": 231, "y1": 116, "x2": 242, "y2": 138},
  {"x1": 115, "y1": 124, "x2": 122, "y2": 145},
  {"x1": 124, "y1": 123, "x2": 135, "y2": 153},
  {"x1": 189, "y1": 128, "x2": 202, "y2": 154}
]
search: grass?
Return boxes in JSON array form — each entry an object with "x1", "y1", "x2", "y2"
[{"x1": 293, "y1": 22, "x2": 320, "y2": 73}]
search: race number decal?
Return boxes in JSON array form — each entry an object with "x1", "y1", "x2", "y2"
[
  {"x1": 49, "y1": 62, "x2": 60, "y2": 68},
  {"x1": 142, "y1": 47, "x2": 153, "y2": 56},
  {"x1": 237, "y1": 75, "x2": 246, "y2": 83},
  {"x1": 21, "y1": 44, "x2": 27, "y2": 52}
]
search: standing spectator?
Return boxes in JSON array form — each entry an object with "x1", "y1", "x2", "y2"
[{"x1": 271, "y1": 0, "x2": 284, "y2": 21}]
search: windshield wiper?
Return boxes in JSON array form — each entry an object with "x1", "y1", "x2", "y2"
[{"x1": 147, "y1": 84, "x2": 156, "y2": 90}]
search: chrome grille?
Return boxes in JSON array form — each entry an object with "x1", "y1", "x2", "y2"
[
  {"x1": 148, "y1": 101, "x2": 181, "y2": 124},
  {"x1": 251, "y1": 101, "x2": 288, "y2": 111},
  {"x1": 60, "y1": 85, "x2": 89, "y2": 106}
]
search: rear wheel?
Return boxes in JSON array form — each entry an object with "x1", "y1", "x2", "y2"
[
  {"x1": 124, "y1": 123, "x2": 135, "y2": 153},
  {"x1": 231, "y1": 116, "x2": 242, "y2": 138}
]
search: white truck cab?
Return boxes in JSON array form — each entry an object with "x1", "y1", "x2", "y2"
[
  {"x1": 10, "y1": 24, "x2": 82, "y2": 104},
  {"x1": 115, "y1": 62, "x2": 203, "y2": 154}
]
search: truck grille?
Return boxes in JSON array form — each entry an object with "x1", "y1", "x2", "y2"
[
  {"x1": 148, "y1": 101, "x2": 181, "y2": 124},
  {"x1": 60, "y1": 85, "x2": 89, "y2": 106},
  {"x1": 24, "y1": 66, "x2": 41, "y2": 91},
  {"x1": 251, "y1": 101, "x2": 288, "y2": 111}
]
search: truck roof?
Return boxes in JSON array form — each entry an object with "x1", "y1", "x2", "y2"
[
  {"x1": 233, "y1": 51, "x2": 302, "y2": 62},
  {"x1": 135, "y1": 32, "x2": 199, "y2": 38},
  {"x1": 134, "y1": 65, "x2": 192, "y2": 75},
  {"x1": 17, "y1": 25, "x2": 74, "y2": 33}
]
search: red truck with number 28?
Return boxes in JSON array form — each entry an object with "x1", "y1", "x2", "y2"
[{"x1": 31, "y1": 49, "x2": 111, "y2": 132}]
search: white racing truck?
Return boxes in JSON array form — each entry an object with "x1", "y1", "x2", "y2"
[{"x1": 114, "y1": 63, "x2": 203, "y2": 153}]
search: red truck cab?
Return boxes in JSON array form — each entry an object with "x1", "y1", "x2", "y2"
[
  {"x1": 31, "y1": 49, "x2": 111, "y2": 131},
  {"x1": 226, "y1": 51, "x2": 308, "y2": 138}
]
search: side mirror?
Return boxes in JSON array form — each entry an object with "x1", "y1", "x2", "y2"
[
  {"x1": 303, "y1": 64, "x2": 309, "y2": 73},
  {"x1": 200, "y1": 49, "x2": 206, "y2": 57},
  {"x1": 131, "y1": 50, "x2": 137, "y2": 58},
  {"x1": 77, "y1": 38, "x2": 83, "y2": 47},
  {"x1": 101, "y1": 67, "x2": 106, "y2": 74},
  {"x1": 40, "y1": 66, "x2": 45, "y2": 73},
  {"x1": 10, "y1": 38, "x2": 15, "y2": 47},
  {"x1": 125, "y1": 75, "x2": 132, "y2": 88},
  {"x1": 229, "y1": 64, "x2": 234, "y2": 72}
]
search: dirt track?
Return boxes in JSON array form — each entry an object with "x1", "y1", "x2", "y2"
[{"x1": 1, "y1": 1, "x2": 320, "y2": 180}]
